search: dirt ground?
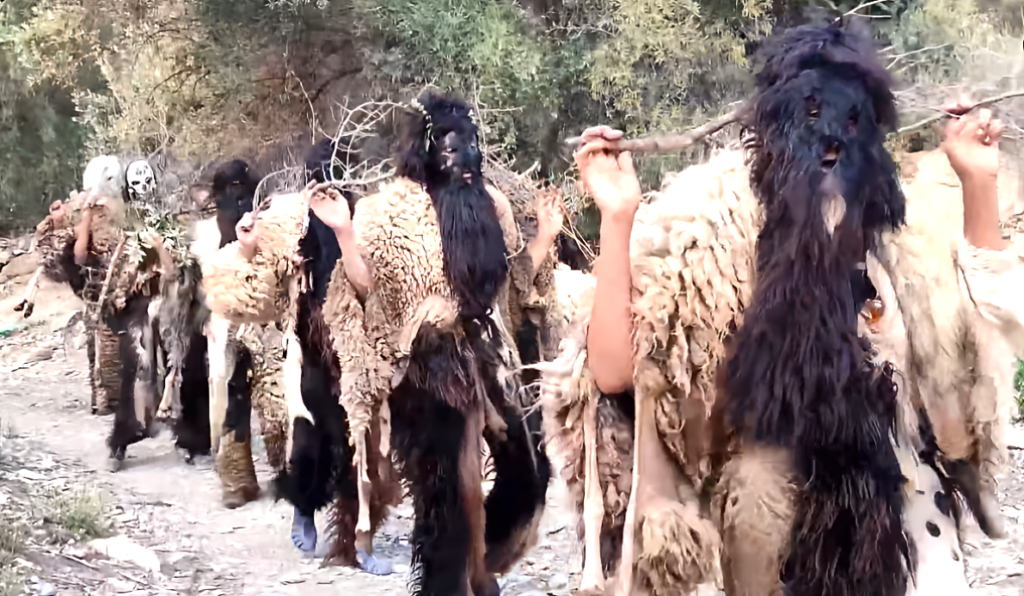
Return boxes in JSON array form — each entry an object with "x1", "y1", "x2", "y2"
[{"x1": 0, "y1": 283, "x2": 1022, "y2": 595}]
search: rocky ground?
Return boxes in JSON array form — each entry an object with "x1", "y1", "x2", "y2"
[
  {"x1": 0, "y1": 286, "x2": 1022, "y2": 596},
  {"x1": 0, "y1": 325, "x2": 588, "y2": 596}
]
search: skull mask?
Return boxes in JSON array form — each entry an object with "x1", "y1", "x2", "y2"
[{"x1": 125, "y1": 160, "x2": 156, "y2": 202}]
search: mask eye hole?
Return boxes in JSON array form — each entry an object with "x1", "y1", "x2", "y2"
[{"x1": 806, "y1": 95, "x2": 821, "y2": 119}]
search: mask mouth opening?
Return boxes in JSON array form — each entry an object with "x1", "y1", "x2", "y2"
[{"x1": 821, "y1": 142, "x2": 840, "y2": 171}]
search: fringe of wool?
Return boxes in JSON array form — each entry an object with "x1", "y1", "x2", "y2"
[
  {"x1": 216, "y1": 429, "x2": 260, "y2": 503},
  {"x1": 240, "y1": 324, "x2": 290, "y2": 471},
  {"x1": 635, "y1": 499, "x2": 723, "y2": 596},
  {"x1": 630, "y1": 147, "x2": 762, "y2": 487}
]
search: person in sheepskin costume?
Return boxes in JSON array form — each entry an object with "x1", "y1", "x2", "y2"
[
  {"x1": 18, "y1": 156, "x2": 128, "y2": 416},
  {"x1": 538, "y1": 20, "x2": 1022, "y2": 596},
  {"x1": 201, "y1": 89, "x2": 566, "y2": 590},
  {"x1": 320, "y1": 88, "x2": 560, "y2": 596}
]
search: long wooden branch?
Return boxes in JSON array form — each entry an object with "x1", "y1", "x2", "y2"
[
  {"x1": 93, "y1": 234, "x2": 128, "y2": 322},
  {"x1": 563, "y1": 110, "x2": 740, "y2": 155},
  {"x1": 563, "y1": 89, "x2": 1024, "y2": 156},
  {"x1": 894, "y1": 90, "x2": 1024, "y2": 136}
]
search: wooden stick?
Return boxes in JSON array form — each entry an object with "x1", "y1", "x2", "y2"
[
  {"x1": 894, "y1": 89, "x2": 1024, "y2": 136},
  {"x1": 91, "y1": 235, "x2": 128, "y2": 325},
  {"x1": 563, "y1": 110, "x2": 740, "y2": 155},
  {"x1": 564, "y1": 89, "x2": 1024, "y2": 155}
]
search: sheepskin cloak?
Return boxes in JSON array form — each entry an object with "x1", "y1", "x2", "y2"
[{"x1": 538, "y1": 147, "x2": 1024, "y2": 595}]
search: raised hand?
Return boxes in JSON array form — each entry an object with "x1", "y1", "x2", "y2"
[
  {"x1": 574, "y1": 125, "x2": 642, "y2": 223},
  {"x1": 307, "y1": 181, "x2": 353, "y2": 236},
  {"x1": 942, "y1": 97, "x2": 1003, "y2": 184},
  {"x1": 535, "y1": 186, "x2": 565, "y2": 242}
]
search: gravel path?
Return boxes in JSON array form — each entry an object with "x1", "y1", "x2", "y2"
[{"x1": 0, "y1": 332, "x2": 583, "y2": 596}]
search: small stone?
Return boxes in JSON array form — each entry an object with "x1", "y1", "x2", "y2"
[
  {"x1": 279, "y1": 573, "x2": 304, "y2": 585},
  {"x1": 547, "y1": 573, "x2": 569, "y2": 589},
  {"x1": 35, "y1": 581, "x2": 56, "y2": 596}
]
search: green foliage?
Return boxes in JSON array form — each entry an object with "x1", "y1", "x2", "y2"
[
  {"x1": 1014, "y1": 358, "x2": 1023, "y2": 422},
  {"x1": 0, "y1": 515, "x2": 26, "y2": 596},
  {"x1": 0, "y1": 5, "x2": 93, "y2": 234},
  {"x1": 0, "y1": 0, "x2": 1021, "y2": 237},
  {"x1": 43, "y1": 486, "x2": 110, "y2": 541}
]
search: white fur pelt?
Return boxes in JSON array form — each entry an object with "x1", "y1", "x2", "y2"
[{"x1": 872, "y1": 149, "x2": 1021, "y2": 497}]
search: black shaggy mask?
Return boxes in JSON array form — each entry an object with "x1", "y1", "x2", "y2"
[
  {"x1": 212, "y1": 159, "x2": 260, "y2": 248},
  {"x1": 396, "y1": 89, "x2": 509, "y2": 320},
  {"x1": 725, "y1": 22, "x2": 913, "y2": 596},
  {"x1": 747, "y1": 21, "x2": 905, "y2": 309}
]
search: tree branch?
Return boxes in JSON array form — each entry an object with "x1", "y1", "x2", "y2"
[
  {"x1": 894, "y1": 89, "x2": 1024, "y2": 136},
  {"x1": 563, "y1": 110, "x2": 740, "y2": 155}
]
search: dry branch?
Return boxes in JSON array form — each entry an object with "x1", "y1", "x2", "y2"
[
  {"x1": 563, "y1": 89, "x2": 1024, "y2": 156},
  {"x1": 563, "y1": 110, "x2": 740, "y2": 155},
  {"x1": 894, "y1": 90, "x2": 1024, "y2": 136}
]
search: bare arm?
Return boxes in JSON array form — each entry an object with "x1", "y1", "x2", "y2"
[
  {"x1": 526, "y1": 187, "x2": 563, "y2": 283},
  {"x1": 943, "y1": 105, "x2": 1007, "y2": 251},
  {"x1": 961, "y1": 175, "x2": 1006, "y2": 251},
  {"x1": 306, "y1": 182, "x2": 373, "y2": 301},
  {"x1": 73, "y1": 210, "x2": 93, "y2": 265},
  {"x1": 335, "y1": 227, "x2": 372, "y2": 301},
  {"x1": 574, "y1": 125, "x2": 642, "y2": 394},
  {"x1": 588, "y1": 212, "x2": 636, "y2": 393},
  {"x1": 488, "y1": 183, "x2": 560, "y2": 285}
]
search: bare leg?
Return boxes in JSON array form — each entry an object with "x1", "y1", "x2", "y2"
[
  {"x1": 463, "y1": 402, "x2": 496, "y2": 596},
  {"x1": 354, "y1": 429, "x2": 393, "y2": 575},
  {"x1": 207, "y1": 316, "x2": 232, "y2": 456},
  {"x1": 579, "y1": 390, "x2": 607, "y2": 594},
  {"x1": 614, "y1": 381, "x2": 694, "y2": 596}
]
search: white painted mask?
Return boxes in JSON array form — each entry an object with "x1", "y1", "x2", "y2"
[{"x1": 125, "y1": 160, "x2": 156, "y2": 201}]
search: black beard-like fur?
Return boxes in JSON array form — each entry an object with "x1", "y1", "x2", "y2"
[
  {"x1": 724, "y1": 22, "x2": 912, "y2": 596},
  {"x1": 429, "y1": 177, "x2": 509, "y2": 321}
]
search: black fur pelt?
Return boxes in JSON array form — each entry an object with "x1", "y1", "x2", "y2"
[
  {"x1": 211, "y1": 159, "x2": 260, "y2": 248},
  {"x1": 271, "y1": 285, "x2": 354, "y2": 522},
  {"x1": 222, "y1": 343, "x2": 254, "y2": 440},
  {"x1": 271, "y1": 341, "x2": 353, "y2": 519},
  {"x1": 173, "y1": 328, "x2": 212, "y2": 460},
  {"x1": 106, "y1": 294, "x2": 159, "y2": 461},
  {"x1": 723, "y1": 22, "x2": 912, "y2": 596},
  {"x1": 396, "y1": 89, "x2": 509, "y2": 321},
  {"x1": 481, "y1": 322, "x2": 551, "y2": 575},
  {"x1": 390, "y1": 376, "x2": 470, "y2": 596},
  {"x1": 482, "y1": 396, "x2": 551, "y2": 574}
]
